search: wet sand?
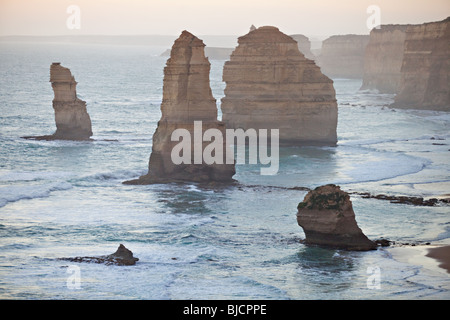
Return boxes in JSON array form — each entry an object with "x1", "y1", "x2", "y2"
[{"x1": 426, "y1": 245, "x2": 450, "y2": 274}]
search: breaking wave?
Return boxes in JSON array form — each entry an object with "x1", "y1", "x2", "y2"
[{"x1": 0, "y1": 181, "x2": 73, "y2": 208}]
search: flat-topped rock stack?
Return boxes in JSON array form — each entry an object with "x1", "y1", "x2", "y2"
[{"x1": 221, "y1": 26, "x2": 337, "y2": 146}]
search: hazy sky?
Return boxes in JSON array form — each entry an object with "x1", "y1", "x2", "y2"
[{"x1": 0, "y1": 0, "x2": 449, "y2": 37}]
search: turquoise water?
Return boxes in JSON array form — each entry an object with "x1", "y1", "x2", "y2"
[{"x1": 0, "y1": 41, "x2": 449, "y2": 299}]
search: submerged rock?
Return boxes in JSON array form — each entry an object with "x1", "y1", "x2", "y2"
[
  {"x1": 354, "y1": 192, "x2": 441, "y2": 206},
  {"x1": 124, "y1": 31, "x2": 235, "y2": 185},
  {"x1": 60, "y1": 244, "x2": 139, "y2": 266},
  {"x1": 23, "y1": 63, "x2": 93, "y2": 141},
  {"x1": 297, "y1": 184, "x2": 376, "y2": 251}
]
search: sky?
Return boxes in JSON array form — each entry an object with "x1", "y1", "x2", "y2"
[{"x1": 0, "y1": 0, "x2": 449, "y2": 38}]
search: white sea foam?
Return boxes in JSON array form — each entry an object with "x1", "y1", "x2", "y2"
[
  {"x1": 0, "y1": 181, "x2": 73, "y2": 208},
  {"x1": 84, "y1": 169, "x2": 145, "y2": 182},
  {"x1": 334, "y1": 148, "x2": 430, "y2": 185},
  {"x1": 338, "y1": 138, "x2": 401, "y2": 147},
  {"x1": 186, "y1": 184, "x2": 213, "y2": 193},
  {"x1": 0, "y1": 170, "x2": 74, "y2": 182}
]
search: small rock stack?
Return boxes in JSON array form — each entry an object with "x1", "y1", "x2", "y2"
[
  {"x1": 49, "y1": 63, "x2": 93, "y2": 140},
  {"x1": 297, "y1": 184, "x2": 376, "y2": 251}
]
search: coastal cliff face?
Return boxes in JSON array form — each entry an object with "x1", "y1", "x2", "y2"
[
  {"x1": 221, "y1": 26, "x2": 337, "y2": 146},
  {"x1": 360, "y1": 25, "x2": 408, "y2": 93},
  {"x1": 297, "y1": 184, "x2": 376, "y2": 251},
  {"x1": 317, "y1": 35, "x2": 369, "y2": 79},
  {"x1": 393, "y1": 17, "x2": 450, "y2": 110},
  {"x1": 125, "y1": 31, "x2": 235, "y2": 185},
  {"x1": 49, "y1": 63, "x2": 93, "y2": 140}
]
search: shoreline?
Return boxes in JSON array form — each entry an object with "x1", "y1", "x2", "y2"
[
  {"x1": 388, "y1": 244, "x2": 450, "y2": 277},
  {"x1": 425, "y1": 245, "x2": 450, "y2": 274}
]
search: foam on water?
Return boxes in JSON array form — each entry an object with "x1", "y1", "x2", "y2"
[
  {"x1": 333, "y1": 146, "x2": 430, "y2": 185},
  {"x1": 0, "y1": 170, "x2": 75, "y2": 182},
  {"x1": 0, "y1": 181, "x2": 73, "y2": 208}
]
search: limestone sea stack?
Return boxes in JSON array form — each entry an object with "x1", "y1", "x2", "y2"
[
  {"x1": 317, "y1": 35, "x2": 369, "y2": 79},
  {"x1": 221, "y1": 26, "x2": 337, "y2": 146},
  {"x1": 392, "y1": 17, "x2": 449, "y2": 110},
  {"x1": 124, "y1": 31, "x2": 235, "y2": 185},
  {"x1": 297, "y1": 184, "x2": 376, "y2": 251},
  {"x1": 24, "y1": 63, "x2": 93, "y2": 141},
  {"x1": 50, "y1": 63, "x2": 93, "y2": 140},
  {"x1": 360, "y1": 25, "x2": 408, "y2": 93}
]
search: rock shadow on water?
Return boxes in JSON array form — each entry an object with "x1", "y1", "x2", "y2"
[
  {"x1": 148, "y1": 181, "x2": 237, "y2": 217},
  {"x1": 158, "y1": 189, "x2": 213, "y2": 215},
  {"x1": 294, "y1": 246, "x2": 356, "y2": 291},
  {"x1": 296, "y1": 246, "x2": 356, "y2": 272}
]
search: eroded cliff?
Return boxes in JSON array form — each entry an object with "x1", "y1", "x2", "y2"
[
  {"x1": 361, "y1": 25, "x2": 408, "y2": 93},
  {"x1": 393, "y1": 17, "x2": 450, "y2": 110},
  {"x1": 317, "y1": 35, "x2": 369, "y2": 79}
]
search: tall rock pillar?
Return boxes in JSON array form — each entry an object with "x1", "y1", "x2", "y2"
[
  {"x1": 125, "y1": 31, "x2": 235, "y2": 184},
  {"x1": 50, "y1": 63, "x2": 93, "y2": 140}
]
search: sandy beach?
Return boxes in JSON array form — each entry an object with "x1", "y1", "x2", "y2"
[
  {"x1": 426, "y1": 245, "x2": 450, "y2": 274},
  {"x1": 389, "y1": 244, "x2": 450, "y2": 278}
]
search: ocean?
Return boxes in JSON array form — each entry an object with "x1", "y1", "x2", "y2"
[{"x1": 0, "y1": 41, "x2": 449, "y2": 300}]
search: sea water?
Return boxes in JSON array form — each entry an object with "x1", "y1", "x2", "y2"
[{"x1": 0, "y1": 41, "x2": 449, "y2": 299}]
